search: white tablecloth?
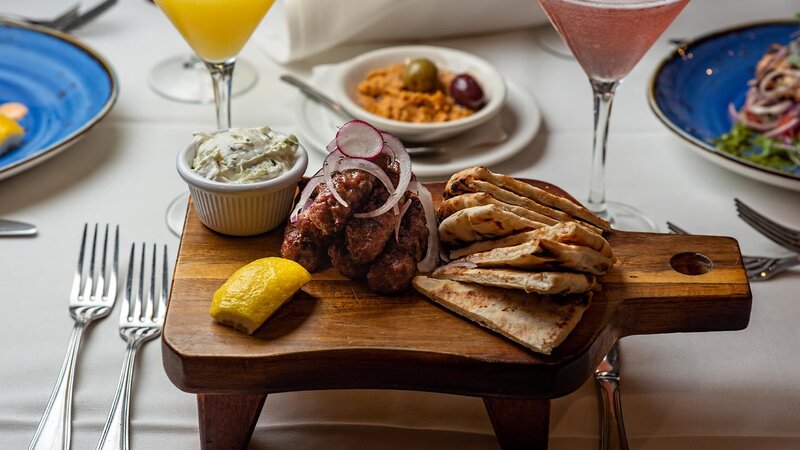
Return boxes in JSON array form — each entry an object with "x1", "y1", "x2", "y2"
[{"x1": 2, "y1": 1, "x2": 800, "y2": 449}]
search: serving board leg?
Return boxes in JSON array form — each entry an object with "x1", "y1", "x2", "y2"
[
  {"x1": 197, "y1": 393, "x2": 267, "y2": 450},
  {"x1": 483, "y1": 397, "x2": 550, "y2": 450}
]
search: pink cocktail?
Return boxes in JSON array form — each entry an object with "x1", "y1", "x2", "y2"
[{"x1": 538, "y1": 0, "x2": 689, "y2": 229}]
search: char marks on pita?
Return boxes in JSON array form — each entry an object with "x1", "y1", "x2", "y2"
[
  {"x1": 413, "y1": 276, "x2": 591, "y2": 355},
  {"x1": 438, "y1": 204, "x2": 545, "y2": 246},
  {"x1": 460, "y1": 238, "x2": 614, "y2": 275},
  {"x1": 448, "y1": 222, "x2": 614, "y2": 260},
  {"x1": 443, "y1": 166, "x2": 609, "y2": 233},
  {"x1": 432, "y1": 266, "x2": 597, "y2": 295}
]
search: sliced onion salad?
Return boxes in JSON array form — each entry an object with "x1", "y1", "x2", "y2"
[
  {"x1": 290, "y1": 170, "x2": 323, "y2": 223},
  {"x1": 410, "y1": 180, "x2": 440, "y2": 273}
]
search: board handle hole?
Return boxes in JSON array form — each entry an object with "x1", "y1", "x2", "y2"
[{"x1": 670, "y1": 252, "x2": 714, "y2": 275}]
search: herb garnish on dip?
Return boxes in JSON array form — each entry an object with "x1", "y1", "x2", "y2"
[{"x1": 191, "y1": 126, "x2": 299, "y2": 184}]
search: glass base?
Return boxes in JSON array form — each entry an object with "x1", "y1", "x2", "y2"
[
  {"x1": 148, "y1": 54, "x2": 258, "y2": 104},
  {"x1": 594, "y1": 200, "x2": 657, "y2": 232},
  {"x1": 537, "y1": 28, "x2": 574, "y2": 60},
  {"x1": 166, "y1": 192, "x2": 189, "y2": 237}
]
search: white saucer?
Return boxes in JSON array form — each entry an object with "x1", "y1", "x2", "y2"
[{"x1": 294, "y1": 68, "x2": 541, "y2": 178}]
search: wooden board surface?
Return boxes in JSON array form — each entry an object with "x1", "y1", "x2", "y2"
[{"x1": 162, "y1": 181, "x2": 752, "y2": 398}]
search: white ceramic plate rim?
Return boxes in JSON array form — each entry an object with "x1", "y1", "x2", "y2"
[
  {"x1": 295, "y1": 78, "x2": 540, "y2": 178},
  {"x1": 330, "y1": 45, "x2": 506, "y2": 136}
]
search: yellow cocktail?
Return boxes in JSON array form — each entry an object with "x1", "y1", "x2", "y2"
[{"x1": 155, "y1": 0, "x2": 275, "y2": 63}]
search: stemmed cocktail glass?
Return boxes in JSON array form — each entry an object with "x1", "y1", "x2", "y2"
[
  {"x1": 537, "y1": 0, "x2": 689, "y2": 230},
  {"x1": 153, "y1": 0, "x2": 276, "y2": 235}
]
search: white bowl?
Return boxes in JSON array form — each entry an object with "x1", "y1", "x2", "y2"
[
  {"x1": 177, "y1": 133, "x2": 308, "y2": 236},
  {"x1": 331, "y1": 45, "x2": 507, "y2": 143}
]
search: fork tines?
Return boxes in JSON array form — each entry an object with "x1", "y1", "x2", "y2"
[
  {"x1": 70, "y1": 223, "x2": 119, "y2": 303},
  {"x1": 735, "y1": 198, "x2": 800, "y2": 252},
  {"x1": 121, "y1": 243, "x2": 169, "y2": 325}
]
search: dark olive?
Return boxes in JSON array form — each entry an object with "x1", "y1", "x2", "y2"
[
  {"x1": 450, "y1": 73, "x2": 485, "y2": 110},
  {"x1": 403, "y1": 58, "x2": 438, "y2": 92}
]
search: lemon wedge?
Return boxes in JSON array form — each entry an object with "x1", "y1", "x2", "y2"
[
  {"x1": 210, "y1": 257, "x2": 311, "y2": 334},
  {"x1": 0, "y1": 115, "x2": 23, "y2": 156}
]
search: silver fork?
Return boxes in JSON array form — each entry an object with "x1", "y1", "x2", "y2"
[
  {"x1": 30, "y1": 223, "x2": 119, "y2": 450},
  {"x1": 735, "y1": 198, "x2": 800, "y2": 253},
  {"x1": 95, "y1": 243, "x2": 169, "y2": 450},
  {"x1": 0, "y1": 4, "x2": 80, "y2": 30},
  {"x1": 594, "y1": 343, "x2": 629, "y2": 450},
  {"x1": 666, "y1": 222, "x2": 800, "y2": 281}
]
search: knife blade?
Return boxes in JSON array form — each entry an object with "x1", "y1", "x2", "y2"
[{"x1": 0, "y1": 219, "x2": 37, "y2": 237}]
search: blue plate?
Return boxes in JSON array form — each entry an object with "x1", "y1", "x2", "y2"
[
  {"x1": 0, "y1": 21, "x2": 118, "y2": 181},
  {"x1": 649, "y1": 21, "x2": 800, "y2": 191}
]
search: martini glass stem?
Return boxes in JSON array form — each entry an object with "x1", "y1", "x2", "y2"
[
  {"x1": 587, "y1": 79, "x2": 619, "y2": 220},
  {"x1": 206, "y1": 59, "x2": 235, "y2": 129}
]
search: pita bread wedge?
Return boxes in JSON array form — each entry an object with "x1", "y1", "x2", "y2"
[
  {"x1": 445, "y1": 166, "x2": 610, "y2": 232},
  {"x1": 461, "y1": 238, "x2": 614, "y2": 275},
  {"x1": 439, "y1": 192, "x2": 560, "y2": 225},
  {"x1": 412, "y1": 276, "x2": 591, "y2": 355},
  {"x1": 432, "y1": 266, "x2": 597, "y2": 295},
  {"x1": 449, "y1": 222, "x2": 615, "y2": 260},
  {"x1": 438, "y1": 205, "x2": 545, "y2": 246}
]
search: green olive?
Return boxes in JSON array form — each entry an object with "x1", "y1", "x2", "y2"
[{"x1": 403, "y1": 58, "x2": 438, "y2": 92}]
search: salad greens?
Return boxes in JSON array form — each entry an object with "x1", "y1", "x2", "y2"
[{"x1": 714, "y1": 123, "x2": 798, "y2": 171}]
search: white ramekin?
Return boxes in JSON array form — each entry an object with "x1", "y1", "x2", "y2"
[{"x1": 177, "y1": 134, "x2": 308, "y2": 236}]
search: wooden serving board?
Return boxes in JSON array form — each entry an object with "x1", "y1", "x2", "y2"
[{"x1": 162, "y1": 180, "x2": 751, "y2": 449}]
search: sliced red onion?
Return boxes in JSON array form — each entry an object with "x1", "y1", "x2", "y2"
[
  {"x1": 354, "y1": 133, "x2": 412, "y2": 219},
  {"x1": 410, "y1": 181, "x2": 440, "y2": 272},
  {"x1": 439, "y1": 261, "x2": 477, "y2": 270},
  {"x1": 337, "y1": 157, "x2": 395, "y2": 198},
  {"x1": 325, "y1": 138, "x2": 338, "y2": 153},
  {"x1": 732, "y1": 104, "x2": 779, "y2": 131},
  {"x1": 438, "y1": 248, "x2": 450, "y2": 263},
  {"x1": 394, "y1": 200, "x2": 412, "y2": 242},
  {"x1": 290, "y1": 175, "x2": 324, "y2": 223},
  {"x1": 764, "y1": 116, "x2": 800, "y2": 138},
  {"x1": 336, "y1": 120, "x2": 383, "y2": 159},
  {"x1": 747, "y1": 100, "x2": 792, "y2": 116},
  {"x1": 323, "y1": 149, "x2": 348, "y2": 207}
]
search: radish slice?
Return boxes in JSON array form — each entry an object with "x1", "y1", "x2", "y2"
[
  {"x1": 354, "y1": 132, "x2": 411, "y2": 219},
  {"x1": 290, "y1": 174, "x2": 323, "y2": 223},
  {"x1": 323, "y1": 150, "x2": 348, "y2": 207},
  {"x1": 411, "y1": 181, "x2": 440, "y2": 272},
  {"x1": 394, "y1": 200, "x2": 412, "y2": 242},
  {"x1": 336, "y1": 120, "x2": 383, "y2": 159}
]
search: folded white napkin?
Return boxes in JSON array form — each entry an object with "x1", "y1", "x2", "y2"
[{"x1": 256, "y1": 0, "x2": 549, "y2": 62}]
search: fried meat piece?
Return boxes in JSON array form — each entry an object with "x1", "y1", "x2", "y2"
[
  {"x1": 395, "y1": 196, "x2": 428, "y2": 262},
  {"x1": 367, "y1": 246, "x2": 416, "y2": 295},
  {"x1": 299, "y1": 169, "x2": 375, "y2": 240},
  {"x1": 281, "y1": 222, "x2": 326, "y2": 272},
  {"x1": 328, "y1": 239, "x2": 370, "y2": 279},
  {"x1": 345, "y1": 187, "x2": 396, "y2": 265},
  {"x1": 365, "y1": 195, "x2": 429, "y2": 295}
]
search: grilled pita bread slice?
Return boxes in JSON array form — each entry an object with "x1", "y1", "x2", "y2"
[
  {"x1": 432, "y1": 265, "x2": 597, "y2": 295},
  {"x1": 460, "y1": 238, "x2": 614, "y2": 275},
  {"x1": 438, "y1": 192, "x2": 560, "y2": 225},
  {"x1": 438, "y1": 205, "x2": 545, "y2": 246},
  {"x1": 412, "y1": 276, "x2": 591, "y2": 355},
  {"x1": 449, "y1": 222, "x2": 614, "y2": 260},
  {"x1": 445, "y1": 167, "x2": 610, "y2": 232}
]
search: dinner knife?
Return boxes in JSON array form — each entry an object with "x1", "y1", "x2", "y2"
[{"x1": 0, "y1": 219, "x2": 37, "y2": 237}]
